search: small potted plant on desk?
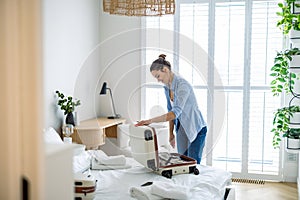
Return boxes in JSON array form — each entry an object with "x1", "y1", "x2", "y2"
[{"x1": 56, "y1": 90, "x2": 81, "y2": 126}]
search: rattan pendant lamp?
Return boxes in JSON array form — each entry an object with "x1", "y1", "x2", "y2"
[{"x1": 103, "y1": 0, "x2": 175, "y2": 16}]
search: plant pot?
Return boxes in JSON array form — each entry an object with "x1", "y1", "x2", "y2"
[
  {"x1": 289, "y1": 29, "x2": 300, "y2": 48},
  {"x1": 290, "y1": 112, "x2": 300, "y2": 125},
  {"x1": 74, "y1": 111, "x2": 80, "y2": 126},
  {"x1": 290, "y1": 55, "x2": 300, "y2": 68},
  {"x1": 66, "y1": 112, "x2": 75, "y2": 126},
  {"x1": 286, "y1": 137, "x2": 300, "y2": 149}
]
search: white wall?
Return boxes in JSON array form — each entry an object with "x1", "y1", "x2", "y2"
[
  {"x1": 43, "y1": 0, "x2": 100, "y2": 130},
  {"x1": 74, "y1": 4, "x2": 142, "y2": 124},
  {"x1": 43, "y1": 0, "x2": 101, "y2": 130},
  {"x1": 43, "y1": 0, "x2": 142, "y2": 132},
  {"x1": 96, "y1": 5, "x2": 142, "y2": 123}
]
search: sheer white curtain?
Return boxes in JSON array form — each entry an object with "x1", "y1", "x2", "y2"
[{"x1": 141, "y1": 0, "x2": 283, "y2": 180}]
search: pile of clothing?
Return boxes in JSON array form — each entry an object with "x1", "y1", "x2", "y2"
[
  {"x1": 90, "y1": 150, "x2": 131, "y2": 170},
  {"x1": 158, "y1": 152, "x2": 186, "y2": 166}
]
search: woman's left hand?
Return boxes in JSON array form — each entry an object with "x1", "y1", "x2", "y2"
[
  {"x1": 169, "y1": 133, "x2": 175, "y2": 148},
  {"x1": 135, "y1": 119, "x2": 151, "y2": 126}
]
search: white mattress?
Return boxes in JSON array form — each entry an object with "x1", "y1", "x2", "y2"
[{"x1": 90, "y1": 157, "x2": 232, "y2": 200}]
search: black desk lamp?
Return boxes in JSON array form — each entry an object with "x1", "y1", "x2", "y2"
[{"x1": 99, "y1": 82, "x2": 121, "y2": 119}]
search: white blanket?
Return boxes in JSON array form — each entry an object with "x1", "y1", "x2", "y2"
[
  {"x1": 90, "y1": 158, "x2": 232, "y2": 200},
  {"x1": 151, "y1": 181, "x2": 190, "y2": 199}
]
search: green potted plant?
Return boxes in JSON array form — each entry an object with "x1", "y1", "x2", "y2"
[
  {"x1": 286, "y1": 128, "x2": 300, "y2": 149},
  {"x1": 277, "y1": 0, "x2": 300, "y2": 35},
  {"x1": 270, "y1": 48, "x2": 300, "y2": 96},
  {"x1": 277, "y1": 0, "x2": 300, "y2": 46},
  {"x1": 271, "y1": 1, "x2": 300, "y2": 150},
  {"x1": 271, "y1": 105, "x2": 300, "y2": 148},
  {"x1": 56, "y1": 90, "x2": 81, "y2": 126}
]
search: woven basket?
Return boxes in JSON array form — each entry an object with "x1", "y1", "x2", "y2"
[{"x1": 103, "y1": 0, "x2": 175, "y2": 16}]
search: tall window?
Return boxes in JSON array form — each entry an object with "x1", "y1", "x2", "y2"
[{"x1": 141, "y1": 0, "x2": 283, "y2": 180}]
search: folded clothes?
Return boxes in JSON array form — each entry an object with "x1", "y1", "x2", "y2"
[
  {"x1": 91, "y1": 158, "x2": 131, "y2": 170},
  {"x1": 92, "y1": 150, "x2": 126, "y2": 166},
  {"x1": 151, "y1": 181, "x2": 190, "y2": 200},
  {"x1": 129, "y1": 186, "x2": 161, "y2": 200}
]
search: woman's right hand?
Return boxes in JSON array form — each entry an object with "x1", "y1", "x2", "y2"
[{"x1": 135, "y1": 119, "x2": 152, "y2": 127}]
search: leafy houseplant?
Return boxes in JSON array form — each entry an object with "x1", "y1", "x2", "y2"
[
  {"x1": 270, "y1": 48, "x2": 300, "y2": 96},
  {"x1": 56, "y1": 90, "x2": 81, "y2": 126},
  {"x1": 277, "y1": 0, "x2": 300, "y2": 35},
  {"x1": 271, "y1": 105, "x2": 300, "y2": 148},
  {"x1": 271, "y1": 0, "x2": 300, "y2": 149}
]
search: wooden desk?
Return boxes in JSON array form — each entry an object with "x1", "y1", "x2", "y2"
[{"x1": 71, "y1": 117, "x2": 126, "y2": 149}]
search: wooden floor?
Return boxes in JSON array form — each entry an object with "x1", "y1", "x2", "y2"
[{"x1": 232, "y1": 182, "x2": 298, "y2": 200}]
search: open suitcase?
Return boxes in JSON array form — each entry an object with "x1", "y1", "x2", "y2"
[
  {"x1": 74, "y1": 172, "x2": 97, "y2": 200},
  {"x1": 129, "y1": 125, "x2": 199, "y2": 178}
]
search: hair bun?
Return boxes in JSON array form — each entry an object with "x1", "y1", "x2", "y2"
[{"x1": 158, "y1": 54, "x2": 166, "y2": 60}]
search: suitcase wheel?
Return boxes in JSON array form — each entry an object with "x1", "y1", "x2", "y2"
[
  {"x1": 161, "y1": 170, "x2": 172, "y2": 179},
  {"x1": 193, "y1": 167, "x2": 199, "y2": 175}
]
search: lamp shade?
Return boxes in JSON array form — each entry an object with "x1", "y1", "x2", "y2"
[
  {"x1": 100, "y1": 82, "x2": 107, "y2": 95},
  {"x1": 99, "y1": 82, "x2": 121, "y2": 119}
]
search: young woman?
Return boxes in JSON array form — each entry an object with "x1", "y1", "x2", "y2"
[{"x1": 135, "y1": 54, "x2": 207, "y2": 164}]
